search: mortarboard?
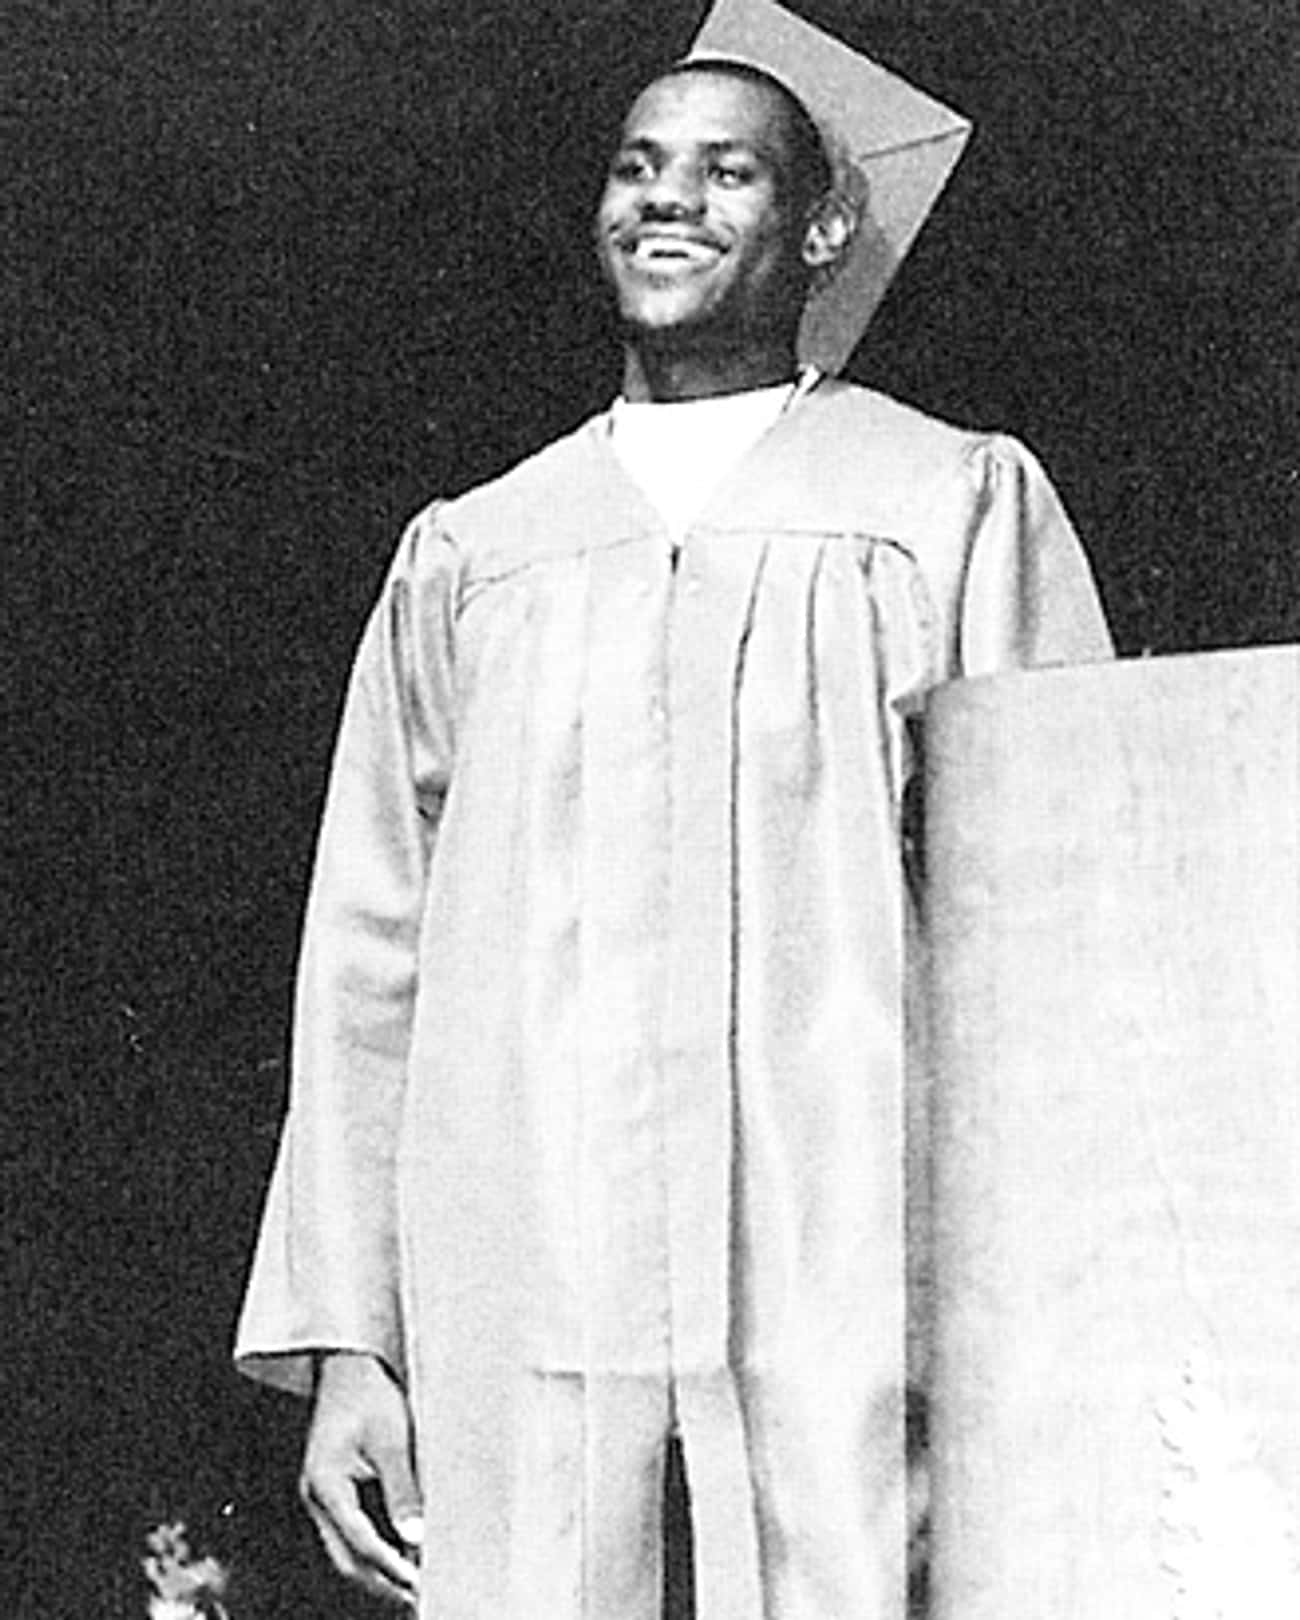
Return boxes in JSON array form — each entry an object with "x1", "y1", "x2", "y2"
[{"x1": 685, "y1": 0, "x2": 972, "y2": 374}]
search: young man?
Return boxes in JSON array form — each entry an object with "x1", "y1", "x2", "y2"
[{"x1": 235, "y1": 3, "x2": 1112, "y2": 1616}]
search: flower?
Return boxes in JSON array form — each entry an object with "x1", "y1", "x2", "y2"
[{"x1": 142, "y1": 1521, "x2": 231, "y2": 1620}]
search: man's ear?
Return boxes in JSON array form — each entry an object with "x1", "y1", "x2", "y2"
[{"x1": 801, "y1": 194, "x2": 856, "y2": 275}]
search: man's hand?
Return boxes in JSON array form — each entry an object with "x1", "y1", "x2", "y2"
[{"x1": 299, "y1": 1351, "x2": 424, "y2": 1608}]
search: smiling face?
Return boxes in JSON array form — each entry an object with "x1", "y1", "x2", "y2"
[{"x1": 595, "y1": 67, "x2": 824, "y2": 381}]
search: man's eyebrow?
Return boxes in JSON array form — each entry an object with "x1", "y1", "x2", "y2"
[
  {"x1": 702, "y1": 139, "x2": 769, "y2": 157},
  {"x1": 614, "y1": 133, "x2": 774, "y2": 160}
]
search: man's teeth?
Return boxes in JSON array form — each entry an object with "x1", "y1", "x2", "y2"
[{"x1": 632, "y1": 238, "x2": 718, "y2": 263}]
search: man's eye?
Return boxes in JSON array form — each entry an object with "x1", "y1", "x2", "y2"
[
  {"x1": 709, "y1": 162, "x2": 757, "y2": 187},
  {"x1": 610, "y1": 154, "x2": 652, "y2": 183}
]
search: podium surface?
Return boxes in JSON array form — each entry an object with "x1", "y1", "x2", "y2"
[{"x1": 922, "y1": 645, "x2": 1300, "y2": 1617}]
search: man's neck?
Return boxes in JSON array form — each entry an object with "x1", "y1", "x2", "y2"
[{"x1": 620, "y1": 337, "x2": 799, "y2": 403}]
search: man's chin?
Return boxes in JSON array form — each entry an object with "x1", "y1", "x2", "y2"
[
  {"x1": 614, "y1": 296, "x2": 742, "y2": 353},
  {"x1": 609, "y1": 282, "x2": 803, "y2": 359},
  {"x1": 616, "y1": 293, "x2": 714, "y2": 336}
]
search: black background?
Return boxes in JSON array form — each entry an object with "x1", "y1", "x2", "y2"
[{"x1": 6, "y1": 1, "x2": 1297, "y2": 1613}]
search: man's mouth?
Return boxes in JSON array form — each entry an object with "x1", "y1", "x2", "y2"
[{"x1": 623, "y1": 233, "x2": 724, "y2": 267}]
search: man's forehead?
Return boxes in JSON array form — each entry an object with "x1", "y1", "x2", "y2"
[{"x1": 618, "y1": 68, "x2": 796, "y2": 154}]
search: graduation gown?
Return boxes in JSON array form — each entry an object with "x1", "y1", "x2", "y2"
[{"x1": 235, "y1": 377, "x2": 1113, "y2": 1619}]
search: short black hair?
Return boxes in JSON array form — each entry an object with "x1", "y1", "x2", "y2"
[{"x1": 654, "y1": 59, "x2": 832, "y2": 210}]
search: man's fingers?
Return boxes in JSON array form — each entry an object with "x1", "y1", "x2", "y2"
[
  {"x1": 307, "y1": 1502, "x2": 417, "y2": 1608},
  {"x1": 369, "y1": 1433, "x2": 424, "y2": 1561},
  {"x1": 301, "y1": 1468, "x2": 421, "y2": 1602},
  {"x1": 301, "y1": 1352, "x2": 424, "y2": 1600},
  {"x1": 392, "y1": 1511, "x2": 425, "y2": 1552}
]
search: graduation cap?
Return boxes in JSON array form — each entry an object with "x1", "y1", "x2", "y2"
[{"x1": 685, "y1": 0, "x2": 972, "y2": 373}]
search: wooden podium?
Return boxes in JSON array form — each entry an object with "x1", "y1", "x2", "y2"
[{"x1": 920, "y1": 646, "x2": 1300, "y2": 1618}]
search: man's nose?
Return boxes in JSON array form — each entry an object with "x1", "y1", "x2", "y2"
[{"x1": 640, "y1": 161, "x2": 705, "y2": 219}]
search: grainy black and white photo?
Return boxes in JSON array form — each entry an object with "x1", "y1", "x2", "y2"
[{"x1": 7, "y1": 2, "x2": 1297, "y2": 1617}]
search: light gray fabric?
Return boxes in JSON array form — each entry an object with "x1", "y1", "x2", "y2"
[{"x1": 235, "y1": 377, "x2": 1113, "y2": 1619}]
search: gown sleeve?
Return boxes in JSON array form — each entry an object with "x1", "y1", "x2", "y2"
[
  {"x1": 955, "y1": 434, "x2": 1114, "y2": 676},
  {"x1": 901, "y1": 433, "x2": 1113, "y2": 1401},
  {"x1": 233, "y1": 508, "x2": 460, "y2": 1396}
]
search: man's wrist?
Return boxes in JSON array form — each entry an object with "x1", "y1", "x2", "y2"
[{"x1": 311, "y1": 1348, "x2": 398, "y2": 1394}]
